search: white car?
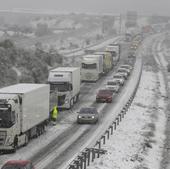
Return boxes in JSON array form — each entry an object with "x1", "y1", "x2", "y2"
[
  {"x1": 120, "y1": 64, "x2": 133, "y2": 70},
  {"x1": 113, "y1": 73, "x2": 125, "y2": 85},
  {"x1": 106, "y1": 80, "x2": 121, "y2": 93},
  {"x1": 116, "y1": 71, "x2": 128, "y2": 80}
]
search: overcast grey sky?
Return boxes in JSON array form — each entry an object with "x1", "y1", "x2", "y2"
[{"x1": 0, "y1": 0, "x2": 170, "y2": 15}]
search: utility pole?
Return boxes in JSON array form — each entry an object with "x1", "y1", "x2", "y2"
[{"x1": 119, "y1": 14, "x2": 122, "y2": 35}]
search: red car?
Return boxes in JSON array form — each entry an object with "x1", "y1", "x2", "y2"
[
  {"x1": 1, "y1": 160, "x2": 34, "y2": 169},
  {"x1": 96, "y1": 88, "x2": 115, "y2": 103}
]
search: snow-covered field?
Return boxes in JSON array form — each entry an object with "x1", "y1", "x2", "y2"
[{"x1": 87, "y1": 69, "x2": 167, "y2": 169}]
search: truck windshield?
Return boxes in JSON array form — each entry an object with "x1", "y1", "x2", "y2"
[
  {"x1": 111, "y1": 51, "x2": 117, "y2": 57},
  {"x1": 82, "y1": 63, "x2": 97, "y2": 69},
  {"x1": 50, "y1": 82, "x2": 72, "y2": 92},
  {"x1": 0, "y1": 105, "x2": 15, "y2": 128}
]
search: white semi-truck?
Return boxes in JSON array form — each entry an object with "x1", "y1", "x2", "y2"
[
  {"x1": 48, "y1": 67, "x2": 80, "y2": 109},
  {"x1": 81, "y1": 54, "x2": 103, "y2": 82},
  {"x1": 0, "y1": 83, "x2": 50, "y2": 152},
  {"x1": 105, "y1": 44, "x2": 120, "y2": 65}
]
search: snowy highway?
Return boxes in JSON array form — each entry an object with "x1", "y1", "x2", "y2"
[
  {"x1": 1, "y1": 29, "x2": 169, "y2": 169},
  {"x1": 0, "y1": 35, "x2": 141, "y2": 169}
]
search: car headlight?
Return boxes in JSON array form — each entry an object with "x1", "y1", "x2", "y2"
[
  {"x1": 78, "y1": 115, "x2": 82, "y2": 118},
  {"x1": 91, "y1": 116, "x2": 95, "y2": 119},
  {"x1": 65, "y1": 99, "x2": 69, "y2": 104}
]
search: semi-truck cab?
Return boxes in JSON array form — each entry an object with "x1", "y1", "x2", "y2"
[
  {"x1": 0, "y1": 84, "x2": 49, "y2": 152},
  {"x1": 48, "y1": 67, "x2": 80, "y2": 109},
  {"x1": 81, "y1": 54, "x2": 103, "y2": 82},
  {"x1": 105, "y1": 44, "x2": 120, "y2": 65}
]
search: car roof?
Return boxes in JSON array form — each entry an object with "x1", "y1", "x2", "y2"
[
  {"x1": 114, "y1": 73, "x2": 123, "y2": 76},
  {"x1": 4, "y1": 160, "x2": 31, "y2": 166},
  {"x1": 80, "y1": 107, "x2": 96, "y2": 110}
]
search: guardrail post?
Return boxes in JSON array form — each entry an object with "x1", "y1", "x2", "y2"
[
  {"x1": 113, "y1": 121, "x2": 117, "y2": 130},
  {"x1": 123, "y1": 107, "x2": 127, "y2": 114},
  {"x1": 119, "y1": 114, "x2": 122, "y2": 122},
  {"x1": 109, "y1": 125, "x2": 113, "y2": 135},
  {"x1": 73, "y1": 160, "x2": 79, "y2": 169},
  {"x1": 69, "y1": 164, "x2": 76, "y2": 169},
  {"x1": 85, "y1": 148, "x2": 90, "y2": 166},
  {"x1": 106, "y1": 130, "x2": 109, "y2": 139},
  {"x1": 101, "y1": 135, "x2": 106, "y2": 144},
  {"x1": 96, "y1": 140, "x2": 101, "y2": 149},
  {"x1": 116, "y1": 117, "x2": 119, "y2": 125},
  {"x1": 126, "y1": 103, "x2": 129, "y2": 109},
  {"x1": 82, "y1": 152, "x2": 87, "y2": 169},
  {"x1": 92, "y1": 148, "x2": 95, "y2": 162},
  {"x1": 78, "y1": 156, "x2": 83, "y2": 169},
  {"x1": 121, "y1": 110, "x2": 124, "y2": 118}
]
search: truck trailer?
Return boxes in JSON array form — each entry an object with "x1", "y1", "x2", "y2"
[
  {"x1": 105, "y1": 44, "x2": 120, "y2": 65},
  {"x1": 81, "y1": 54, "x2": 103, "y2": 82},
  {"x1": 0, "y1": 83, "x2": 50, "y2": 152},
  {"x1": 48, "y1": 67, "x2": 80, "y2": 109},
  {"x1": 94, "y1": 51, "x2": 113, "y2": 73}
]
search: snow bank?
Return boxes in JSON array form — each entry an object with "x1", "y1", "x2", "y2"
[{"x1": 88, "y1": 70, "x2": 166, "y2": 169}]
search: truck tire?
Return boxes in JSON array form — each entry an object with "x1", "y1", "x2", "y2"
[
  {"x1": 12, "y1": 136, "x2": 18, "y2": 153},
  {"x1": 70, "y1": 99, "x2": 74, "y2": 108},
  {"x1": 24, "y1": 133, "x2": 29, "y2": 146},
  {"x1": 73, "y1": 95, "x2": 77, "y2": 103}
]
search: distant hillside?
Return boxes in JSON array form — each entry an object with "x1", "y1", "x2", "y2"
[{"x1": 0, "y1": 39, "x2": 63, "y2": 88}]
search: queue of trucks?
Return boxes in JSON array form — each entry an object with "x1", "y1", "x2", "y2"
[
  {"x1": 0, "y1": 43, "x2": 120, "y2": 152},
  {"x1": 81, "y1": 44, "x2": 120, "y2": 82}
]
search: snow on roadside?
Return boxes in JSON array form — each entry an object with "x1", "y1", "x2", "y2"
[{"x1": 87, "y1": 70, "x2": 167, "y2": 169}]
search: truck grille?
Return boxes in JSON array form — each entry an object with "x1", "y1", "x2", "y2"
[
  {"x1": 0, "y1": 131, "x2": 6, "y2": 145},
  {"x1": 85, "y1": 73, "x2": 93, "y2": 80}
]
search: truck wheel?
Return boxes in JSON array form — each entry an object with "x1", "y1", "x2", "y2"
[
  {"x1": 24, "y1": 133, "x2": 29, "y2": 146},
  {"x1": 73, "y1": 96, "x2": 77, "y2": 103},
  {"x1": 70, "y1": 99, "x2": 74, "y2": 108},
  {"x1": 12, "y1": 136, "x2": 18, "y2": 153}
]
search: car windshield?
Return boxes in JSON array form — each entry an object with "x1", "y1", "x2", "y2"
[
  {"x1": 98, "y1": 90, "x2": 113, "y2": 95},
  {"x1": 118, "y1": 69, "x2": 126, "y2": 72},
  {"x1": 114, "y1": 75, "x2": 122, "y2": 79},
  {"x1": 79, "y1": 108, "x2": 96, "y2": 114},
  {"x1": 107, "y1": 81, "x2": 117, "y2": 85},
  {"x1": 2, "y1": 164, "x2": 25, "y2": 169},
  {"x1": 121, "y1": 65, "x2": 130, "y2": 69}
]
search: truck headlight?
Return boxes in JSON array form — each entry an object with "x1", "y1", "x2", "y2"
[
  {"x1": 65, "y1": 99, "x2": 69, "y2": 104},
  {"x1": 6, "y1": 136, "x2": 13, "y2": 145},
  {"x1": 78, "y1": 115, "x2": 82, "y2": 118}
]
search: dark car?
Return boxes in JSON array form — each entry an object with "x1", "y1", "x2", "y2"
[
  {"x1": 117, "y1": 67, "x2": 131, "y2": 76},
  {"x1": 77, "y1": 107, "x2": 99, "y2": 124},
  {"x1": 96, "y1": 88, "x2": 115, "y2": 103},
  {"x1": 1, "y1": 160, "x2": 34, "y2": 169}
]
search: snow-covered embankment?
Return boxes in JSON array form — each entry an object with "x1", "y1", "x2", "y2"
[{"x1": 88, "y1": 70, "x2": 167, "y2": 169}]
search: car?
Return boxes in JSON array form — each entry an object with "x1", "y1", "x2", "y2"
[
  {"x1": 96, "y1": 88, "x2": 116, "y2": 103},
  {"x1": 112, "y1": 73, "x2": 125, "y2": 86},
  {"x1": 77, "y1": 107, "x2": 99, "y2": 124},
  {"x1": 120, "y1": 64, "x2": 133, "y2": 70},
  {"x1": 106, "y1": 80, "x2": 121, "y2": 93},
  {"x1": 117, "y1": 72, "x2": 128, "y2": 80},
  {"x1": 1, "y1": 160, "x2": 34, "y2": 169},
  {"x1": 117, "y1": 67, "x2": 131, "y2": 76}
]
